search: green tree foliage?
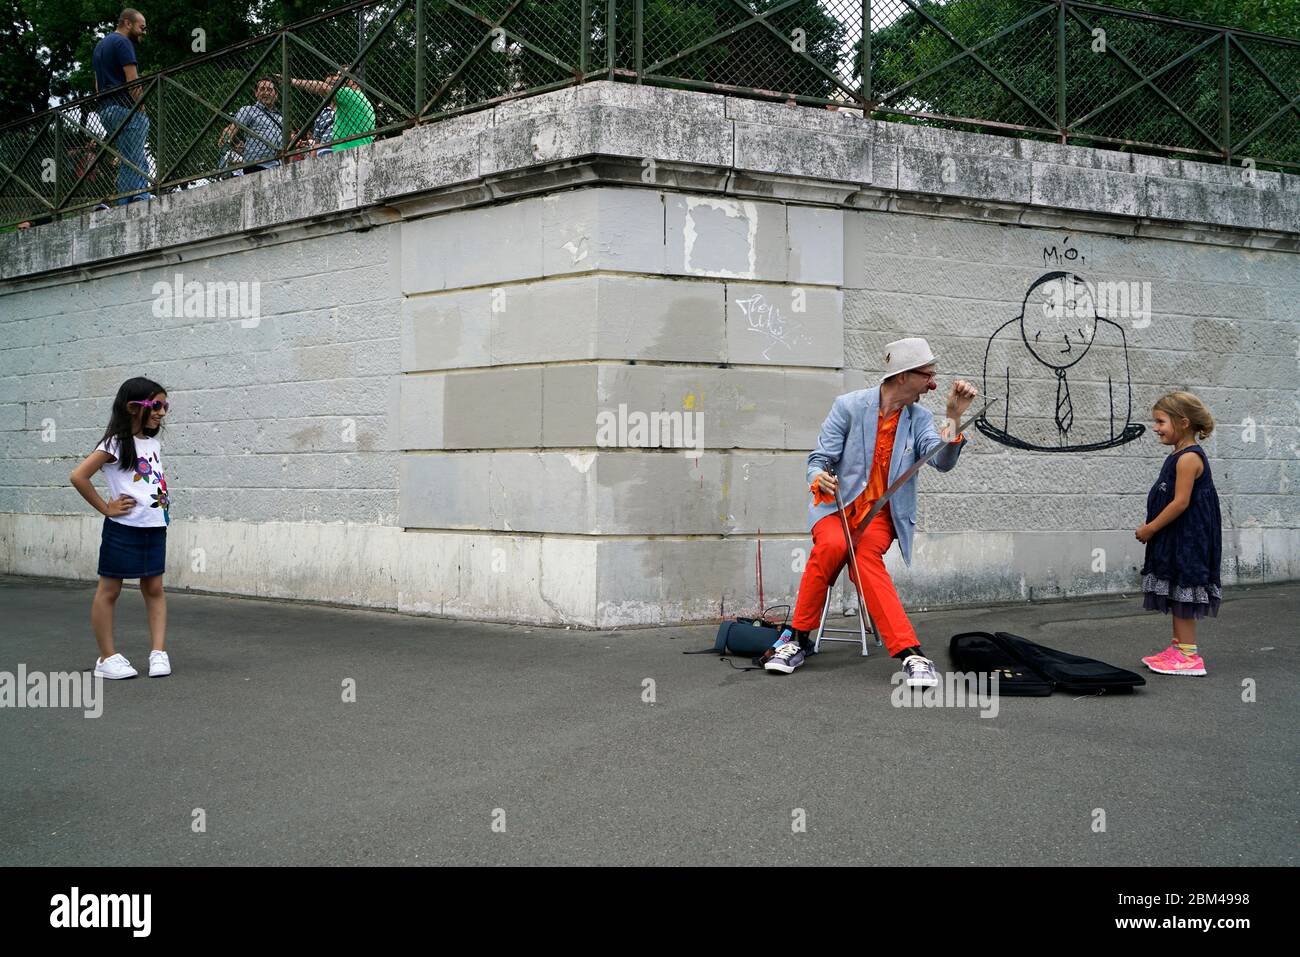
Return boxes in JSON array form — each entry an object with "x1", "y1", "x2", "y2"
[
  {"x1": 634, "y1": 0, "x2": 850, "y2": 98},
  {"x1": 2, "y1": 1, "x2": 342, "y2": 125},
  {"x1": 1, "y1": 1, "x2": 44, "y2": 121},
  {"x1": 3, "y1": 0, "x2": 859, "y2": 127},
  {"x1": 1102, "y1": 1, "x2": 1297, "y2": 39},
  {"x1": 865, "y1": 0, "x2": 1297, "y2": 160},
  {"x1": 3, "y1": 0, "x2": 1294, "y2": 167}
]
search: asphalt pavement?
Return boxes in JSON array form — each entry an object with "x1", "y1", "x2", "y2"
[{"x1": 1, "y1": 574, "x2": 1294, "y2": 866}]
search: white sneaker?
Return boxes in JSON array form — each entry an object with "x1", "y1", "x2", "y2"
[
  {"x1": 902, "y1": 654, "x2": 939, "y2": 688},
  {"x1": 763, "y1": 638, "x2": 808, "y2": 674},
  {"x1": 148, "y1": 650, "x2": 171, "y2": 677},
  {"x1": 95, "y1": 654, "x2": 138, "y2": 679}
]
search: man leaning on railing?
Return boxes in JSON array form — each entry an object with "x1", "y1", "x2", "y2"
[
  {"x1": 217, "y1": 77, "x2": 284, "y2": 175},
  {"x1": 92, "y1": 7, "x2": 152, "y2": 204},
  {"x1": 275, "y1": 69, "x2": 375, "y2": 153}
]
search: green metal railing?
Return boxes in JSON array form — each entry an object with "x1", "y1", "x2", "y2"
[{"x1": 2, "y1": 0, "x2": 1297, "y2": 227}]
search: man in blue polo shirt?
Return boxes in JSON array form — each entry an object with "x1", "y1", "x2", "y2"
[{"x1": 93, "y1": 9, "x2": 151, "y2": 204}]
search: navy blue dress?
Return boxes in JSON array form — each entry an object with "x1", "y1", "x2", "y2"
[{"x1": 1141, "y1": 445, "x2": 1222, "y2": 619}]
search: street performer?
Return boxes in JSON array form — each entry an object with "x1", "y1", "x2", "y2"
[{"x1": 765, "y1": 337, "x2": 978, "y2": 686}]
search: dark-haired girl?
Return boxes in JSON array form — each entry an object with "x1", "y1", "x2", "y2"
[{"x1": 70, "y1": 378, "x2": 172, "y2": 679}]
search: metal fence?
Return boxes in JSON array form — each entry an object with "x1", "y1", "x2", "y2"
[{"x1": 3, "y1": 0, "x2": 1297, "y2": 227}]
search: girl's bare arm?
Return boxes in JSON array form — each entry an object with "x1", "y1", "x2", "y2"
[
  {"x1": 1144, "y1": 453, "x2": 1203, "y2": 535},
  {"x1": 70, "y1": 451, "x2": 134, "y2": 517}
]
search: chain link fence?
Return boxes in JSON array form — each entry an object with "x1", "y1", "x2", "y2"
[{"x1": 3, "y1": 0, "x2": 1296, "y2": 227}]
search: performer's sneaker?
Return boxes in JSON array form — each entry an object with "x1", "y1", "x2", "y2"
[
  {"x1": 901, "y1": 654, "x2": 939, "y2": 688},
  {"x1": 1143, "y1": 645, "x2": 1206, "y2": 676},
  {"x1": 764, "y1": 637, "x2": 807, "y2": 674}
]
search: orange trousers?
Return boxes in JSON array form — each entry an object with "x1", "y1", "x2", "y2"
[{"x1": 791, "y1": 504, "x2": 919, "y2": 657}]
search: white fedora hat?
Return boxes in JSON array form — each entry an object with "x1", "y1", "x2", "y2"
[{"x1": 880, "y1": 337, "x2": 937, "y2": 382}]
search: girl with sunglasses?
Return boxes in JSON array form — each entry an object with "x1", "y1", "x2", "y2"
[{"x1": 69, "y1": 377, "x2": 173, "y2": 679}]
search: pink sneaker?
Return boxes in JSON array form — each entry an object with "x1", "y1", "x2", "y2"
[
  {"x1": 1144, "y1": 645, "x2": 1207, "y2": 676},
  {"x1": 1141, "y1": 645, "x2": 1178, "y2": 670}
]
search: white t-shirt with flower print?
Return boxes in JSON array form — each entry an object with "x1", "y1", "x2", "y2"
[{"x1": 94, "y1": 435, "x2": 171, "y2": 527}]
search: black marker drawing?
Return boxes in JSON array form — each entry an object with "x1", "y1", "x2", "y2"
[
  {"x1": 976, "y1": 271, "x2": 1145, "y2": 452},
  {"x1": 1042, "y1": 234, "x2": 1086, "y2": 269}
]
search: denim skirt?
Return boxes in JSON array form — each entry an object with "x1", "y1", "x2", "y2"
[{"x1": 98, "y1": 516, "x2": 167, "y2": 579}]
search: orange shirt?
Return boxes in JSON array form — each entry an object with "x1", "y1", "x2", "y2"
[
  {"x1": 812, "y1": 408, "x2": 900, "y2": 528},
  {"x1": 865, "y1": 408, "x2": 901, "y2": 506}
]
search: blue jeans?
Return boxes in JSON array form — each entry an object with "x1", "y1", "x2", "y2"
[{"x1": 98, "y1": 103, "x2": 150, "y2": 203}]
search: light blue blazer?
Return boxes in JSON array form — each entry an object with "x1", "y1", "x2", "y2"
[{"x1": 806, "y1": 387, "x2": 966, "y2": 566}]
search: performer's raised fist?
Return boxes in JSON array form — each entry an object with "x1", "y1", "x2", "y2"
[{"x1": 947, "y1": 379, "x2": 978, "y2": 419}]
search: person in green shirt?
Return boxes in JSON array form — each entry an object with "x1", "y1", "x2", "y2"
[{"x1": 278, "y1": 68, "x2": 375, "y2": 151}]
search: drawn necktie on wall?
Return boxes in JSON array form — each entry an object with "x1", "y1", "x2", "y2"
[
  {"x1": 1027, "y1": 273, "x2": 1091, "y2": 445},
  {"x1": 1055, "y1": 368, "x2": 1072, "y2": 437}
]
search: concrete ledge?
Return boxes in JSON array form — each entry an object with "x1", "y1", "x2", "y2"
[
  {"x1": 481, "y1": 102, "x2": 734, "y2": 178},
  {"x1": 1029, "y1": 162, "x2": 1145, "y2": 219},
  {"x1": 6, "y1": 81, "x2": 1296, "y2": 282},
  {"x1": 733, "y1": 121, "x2": 871, "y2": 183},
  {"x1": 897, "y1": 146, "x2": 1034, "y2": 205},
  {"x1": 357, "y1": 111, "x2": 490, "y2": 202}
]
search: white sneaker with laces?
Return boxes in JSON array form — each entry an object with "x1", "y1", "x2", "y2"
[
  {"x1": 764, "y1": 638, "x2": 807, "y2": 674},
  {"x1": 148, "y1": 650, "x2": 171, "y2": 677},
  {"x1": 95, "y1": 653, "x2": 138, "y2": 679},
  {"x1": 902, "y1": 654, "x2": 939, "y2": 688}
]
